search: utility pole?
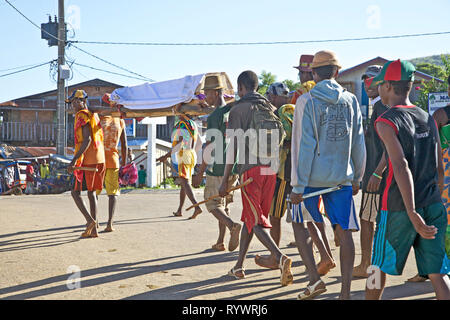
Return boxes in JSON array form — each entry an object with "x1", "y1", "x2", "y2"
[{"x1": 56, "y1": 0, "x2": 66, "y2": 156}]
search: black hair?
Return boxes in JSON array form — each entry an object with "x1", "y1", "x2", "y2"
[
  {"x1": 237, "y1": 70, "x2": 259, "y2": 92},
  {"x1": 312, "y1": 65, "x2": 339, "y2": 80},
  {"x1": 387, "y1": 80, "x2": 413, "y2": 96},
  {"x1": 139, "y1": 165, "x2": 144, "y2": 169}
]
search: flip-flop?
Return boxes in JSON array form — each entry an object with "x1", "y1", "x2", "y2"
[
  {"x1": 211, "y1": 243, "x2": 225, "y2": 251},
  {"x1": 297, "y1": 279, "x2": 327, "y2": 300},
  {"x1": 254, "y1": 254, "x2": 278, "y2": 270},
  {"x1": 228, "y1": 223, "x2": 241, "y2": 252},
  {"x1": 228, "y1": 267, "x2": 245, "y2": 279},
  {"x1": 279, "y1": 255, "x2": 293, "y2": 286}
]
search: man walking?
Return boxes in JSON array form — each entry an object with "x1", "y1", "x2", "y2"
[
  {"x1": 290, "y1": 51, "x2": 366, "y2": 299},
  {"x1": 67, "y1": 90, "x2": 106, "y2": 238},
  {"x1": 96, "y1": 93, "x2": 128, "y2": 232},
  {"x1": 218, "y1": 70, "x2": 293, "y2": 286},
  {"x1": 192, "y1": 74, "x2": 241, "y2": 252}
]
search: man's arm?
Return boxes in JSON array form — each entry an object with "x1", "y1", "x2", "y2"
[
  {"x1": 68, "y1": 124, "x2": 91, "y2": 173},
  {"x1": 366, "y1": 151, "x2": 387, "y2": 193},
  {"x1": 376, "y1": 121, "x2": 437, "y2": 239},
  {"x1": 192, "y1": 141, "x2": 211, "y2": 187}
]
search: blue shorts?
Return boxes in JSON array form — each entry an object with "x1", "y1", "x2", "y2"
[{"x1": 302, "y1": 186, "x2": 359, "y2": 231}]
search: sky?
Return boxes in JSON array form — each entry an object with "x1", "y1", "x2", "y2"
[{"x1": 0, "y1": 0, "x2": 449, "y2": 102}]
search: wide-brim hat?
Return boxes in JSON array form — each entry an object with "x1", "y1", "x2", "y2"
[
  {"x1": 311, "y1": 50, "x2": 342, "y2": 69},
  {"x1": 202, "y1": 74, "x2": 224, "y2": 91},
  {"x1": 65, "y1": 89, "x2": 88, "y2": 103},
  {"x1": 371, "y1": 59, "x2": 416, "y2": 87},
  {"x1": 293, "y1": 54, "x2": 314, "y2": 72}
]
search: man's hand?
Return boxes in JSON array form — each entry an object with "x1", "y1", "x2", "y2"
[
  {"x1": 366, "y1": 175, "x2": 381, "y2": 193},
  {"x1": 67, "y1": 162, "x2": 75, "y2": 174},
  {"x1": 408, "y1": 210, "x2": 438, "y2": 240},
  {"x1": 289, "y1": 192, "x2": 304, "y2": 205},
  {"x1": 218, "y1": 180, "x2": 228, "y2": 198},
  {"x1": 352, "y1": 182, "x2": 360, "y2": 196},
  {"x1": 192, "y1": 173, "x2": 203, "y2": 188},
  {"x1": 157, "y1": 154, "x2": 169, "y2": 163}
]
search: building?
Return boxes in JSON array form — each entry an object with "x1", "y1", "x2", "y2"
[
  {"x1": 337, "y1": 57, "x2": 443, "y2": 119},
  {"x1": 0, "y1": 78, "x2": 173, "y2": 147}
]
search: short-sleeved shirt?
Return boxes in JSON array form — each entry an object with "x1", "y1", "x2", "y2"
[
  {"x1": 361, "y1": 99, "x2": 388, "y2": 193},
  {"x1": 100, "y1": 116, "x2": 126, "y2": 169},
  {"x1": 74, "y1": 109, "x2": 105, "y2": 166},
  {"x1": 375, "y1": 105, "x2": 442, "y2": 212},
  {"x1": 226, "y1": 93, "x2": 276, "y2": 175},
  {"x1": 205, "y1": 104, "x2": 232, "y2": 177}
]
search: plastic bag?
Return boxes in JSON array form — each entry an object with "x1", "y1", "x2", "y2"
[{"x1": 119, "y1": 162, "x2": 138, "y2": 185}]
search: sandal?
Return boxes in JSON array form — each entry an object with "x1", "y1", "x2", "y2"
[
  {"x1": 297, "y1": 279, "x2": 327, "y2": 300},
  {"x1": 81, "y1": 221, "x2": 97, "y2": 238},
  {"x1": 173, "y1": 212, "x2": 182, "y2": 217},
  {"x1": 228, "y1": 267, "x2": 245, "y2": 279},
  {"x1": 279, "y1": 255, "x2": 293, "y2": 286},
  {"x1": 211, "y1": 243, "x2": 225, "y2": 251},
  {"x1": 406, "y1": 274, "x2": 428, "y2": 282}
]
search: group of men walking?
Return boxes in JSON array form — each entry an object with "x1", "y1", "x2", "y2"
[{"x1": 66, "y1": 49, "x2": 450, "y2": 300}]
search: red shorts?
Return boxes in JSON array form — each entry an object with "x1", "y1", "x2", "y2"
[
  {"x1": 240, "y1": 166, "x2": 276, "y2": 233},
  {"x1": 73, "y1": 163, "x2": 105, "y2": 192}
]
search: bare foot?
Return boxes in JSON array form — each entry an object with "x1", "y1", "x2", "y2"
[
  {"x1": 104, "y1": 225, "x2": 115, "y2": 232},
  {"x1": 406, "y1": 274, "x2": 428, "y2": 282},
  {"x1": 211, "y1": 243, "x2": 225, "y2": 251},
  {"x1": 317, "y1": 259, "x2": 336, "y2": 276},
  {"x1": 188, "y1": 207, "x2": 202, "y2": 220},
  {"x1": 352, "y1": 264, "x2": 369, "y2": 278},
  {"x1": 173, "y1": 211, "x2": 182, "y2": 217},
  {"x1": 254, "y1": 254, "x2": 278, "y2": 269}
]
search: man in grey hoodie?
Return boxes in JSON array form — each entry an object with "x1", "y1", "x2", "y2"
[{"x1": 289, "y1": 50, "x2": 366, "y2": 300}]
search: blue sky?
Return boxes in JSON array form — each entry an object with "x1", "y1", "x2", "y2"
[{"x1": 1, "y1": 0, "x2": 449, "y2": 102}]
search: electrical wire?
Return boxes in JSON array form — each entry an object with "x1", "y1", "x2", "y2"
[
  {"x1": 71, "y1": 62, "x2": 149, "y2": 81},
  {"x1": 71, "y1": 31, "x2": 450, "y2": 46},
  {"x1": 68, "y1": 43, "x2": 155, "y2": 82},
  {"x1": 0, "y1": 61, "x2": 53, "y2": 78}
]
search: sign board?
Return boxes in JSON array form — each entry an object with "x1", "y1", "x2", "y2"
[
  {"x1": 124, "y1": 118, "x2": 136, "y2": 137},
  {"x1": 428, "y1": 92, "x2": 450, "y2": 115}
]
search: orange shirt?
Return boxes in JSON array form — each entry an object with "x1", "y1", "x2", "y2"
[
  {"x1": 100, "y1": 116, "x2": 125, "y2": 169},
  {"x1": 74, "y1": 109, "x2": 105, "y2": 166}
]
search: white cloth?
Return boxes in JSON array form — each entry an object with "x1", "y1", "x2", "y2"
[{"x1": 110, "y1": 74, "x2": 205, "y2": 110}]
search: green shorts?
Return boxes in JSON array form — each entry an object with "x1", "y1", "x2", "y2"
[{"x1": 371, "y1": 202, "x2": 450, "y2": 276}]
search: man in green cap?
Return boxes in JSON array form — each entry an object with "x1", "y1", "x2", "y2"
[{"x1": 366, "y1": 59, "x2": 450, "y2": 300}]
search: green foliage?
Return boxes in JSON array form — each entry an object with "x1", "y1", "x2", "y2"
[
  {"x1": 415, "y1": 55, "x2": 450, "y2": 111},
  {"x1": 410, "y1": 54, "x2": 450, "y2": 68},
  {"x1": 415, "y1": 62, "x2": 446, "y2": 79},
  {"x1": 258, "y1": 70, "x2": 276, "y2": 95},
  {"x1": 282, "y1": 79, "x2": 301, "y2": 92}
]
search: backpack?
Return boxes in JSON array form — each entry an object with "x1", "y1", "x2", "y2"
[{"x1": 249, "y1": 101, "x2": 286, "y2": 161}]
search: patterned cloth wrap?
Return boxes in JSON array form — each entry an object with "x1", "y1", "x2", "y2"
[
  {"x1": 119, "y1": 162, "x2": 138, "y2": 185},
  {"x1": 441, "y1": 147, "x2": 450, "y2": 257},
  {"x1": 171, "y1": 118, "x2": 198, "y2": 180},
  {"x1": 73, "y1": 109, "x2": 104, "y2": 183}
]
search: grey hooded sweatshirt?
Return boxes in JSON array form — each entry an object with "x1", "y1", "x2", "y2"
[{"x1": 291, "y1": 79, "x2": 366, "y2": 194}]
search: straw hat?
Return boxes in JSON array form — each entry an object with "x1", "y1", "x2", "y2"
[
  {"x1": 202, "y1": 74, "x2": 224, "y2": 91},
  {"x1": 311, "y1": 50, "x2": 342, "y2": 69}
]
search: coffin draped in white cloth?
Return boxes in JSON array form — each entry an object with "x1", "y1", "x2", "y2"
[{"x1": 109, "y1": 74, "x2": 205, "y2": 110}]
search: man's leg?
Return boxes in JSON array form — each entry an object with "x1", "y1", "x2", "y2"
[
  {"x1": 71, "y1": 190, "x2": 94, "y2": 224},
  {"x1": 269, "y1": 215, "x2": 281, "y2": 247},
  {"x1": 106, "y1": 195, "x2": 118, "y2": 231},
  {"x1": 428, "y1": 273, "x2": 450, "y2": 300},
  {"x1": 231, "y1": 223, "x2": 254, "y2": 277},
  {"x1": 365, "y1": 267, "x2": 386, "y2": 300},
  {"x1": 354, "y1": 219, "x2": 374, "y2": 277},
  {"x1": 178, "y1": 178, "x2": 202, "y2": 218},
  {"x1": 87, "y1": 191, "x2": 99, "y2": 237},
  {"x1": 307, "y1": 221, "x2": 335, "y2": 273},
  {"x1": 336, "y1": 225, "x2": 355, "y2": 300},
  {"x1": 174, "y1": 183, "x2": 186, "y2": 216}
]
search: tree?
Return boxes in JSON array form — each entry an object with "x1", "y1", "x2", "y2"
[
  {"x1": 258, "y1": 71, "x2": 276, "y2": 95},
  {"x1": 415, "y1": 55, "x2": 450, "y2": 111},
  {"x1": 282, "y1": 79, "x2": 301, "y2": 92},
  {"x1": 416, "y1": 62, "x2": 446, "y2": 79}
]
